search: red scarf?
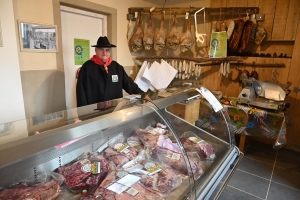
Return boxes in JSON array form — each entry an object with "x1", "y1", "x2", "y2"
[{"x1": 90, "y1": 55, "x2": 113, "y2": 74}]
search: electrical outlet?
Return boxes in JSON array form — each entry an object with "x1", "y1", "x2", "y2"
[{"x1": 255, "y1": 14, "x2": 265, "y2": 21}]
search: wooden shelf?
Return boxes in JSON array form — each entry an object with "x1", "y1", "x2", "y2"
[
  {"x1": 133, "y1": 56, "x2": 286, "y2": 67},
  {"x1": 128, "y1": 7, "x2": 259, "y2": 20}
]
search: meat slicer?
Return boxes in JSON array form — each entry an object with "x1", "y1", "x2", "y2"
[{"x1": 237, "y1": 77, "x2": 291, "y2": 111}]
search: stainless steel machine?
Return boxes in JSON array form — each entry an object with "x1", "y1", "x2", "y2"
[
  {"x1": 0, "y1": 88, "x2": 242, "y2": 200},
  {"x1": 238, "y1": 77, "x2": 291, "y2": 110}
]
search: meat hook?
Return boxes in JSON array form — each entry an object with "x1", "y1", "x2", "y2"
[{"x1": 194, "y1": 7, "x2": 206, "y2": 44}]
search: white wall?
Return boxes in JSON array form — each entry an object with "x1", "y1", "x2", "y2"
[{"x1": 0, "y1": 0, "x2": 26, "y2": 124}]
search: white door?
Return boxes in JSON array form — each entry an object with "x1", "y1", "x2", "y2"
[{"x1": 60, "y1": 6, "x2": 107, "y2": 110}]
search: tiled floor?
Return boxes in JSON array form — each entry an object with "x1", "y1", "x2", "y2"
[{"x1": 213, "y1": 140, "x2": 300, "y2": 200}]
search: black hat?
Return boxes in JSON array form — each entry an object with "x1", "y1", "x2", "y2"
[{"x1": 91, "y1": 36, "x2": 116, "y2": 48}]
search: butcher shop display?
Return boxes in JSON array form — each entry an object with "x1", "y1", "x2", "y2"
[
  {"x1": 166, "y1": 14, "x2": 181, "y2": 51},
  {"x1": 143, "y1": 12, "x2": 154, "y2": 50},
  {"x1": 130, "y1": 14, "x2": 144, "y2": 52},
  {"x1": 154, "y1": 13, "x2": 166, "y2": 50}
]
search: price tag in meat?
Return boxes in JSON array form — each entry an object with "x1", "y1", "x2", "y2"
[
  {"x1": 166, "y1": 152, "x2": 181, "y2": 160},
  {"x1": 126, "y1": 187, "x2": 139, "y2": 196},
  {"x1": 144, "y1": 162, "x2": 162, "y2": 175},
  {"x1": 91, "y1": 162, "x2": 101, "y2": 174},
  {"x1": 114, "y1": 143, "x2": 130, "y2": 153},
  {"x1": 189, "y1": 137, "x2": 203, "y2": 144}
]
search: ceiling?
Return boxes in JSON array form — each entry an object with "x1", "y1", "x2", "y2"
[{"x1": 143, "y1": 0, "x2": 205, "y2": 6}]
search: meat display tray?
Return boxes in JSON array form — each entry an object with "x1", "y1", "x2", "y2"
[{"x1": 0, "y1": 89, "x2": 242, "y2": 200}]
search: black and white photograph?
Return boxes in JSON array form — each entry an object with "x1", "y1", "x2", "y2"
[{"x1": 18, "y1": 21, "x2": 57, "y2": 52}]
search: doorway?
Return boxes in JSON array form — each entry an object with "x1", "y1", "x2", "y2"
[{"x1": 60, "y1": 5, "x2": 107, "y2": 110}]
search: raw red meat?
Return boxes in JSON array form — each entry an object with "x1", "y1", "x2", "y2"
[
  {"x1": 151, "y1": 146, "x2": 203, "y2": 178},
  {"x1": 80, "y1": 171, "x2": 163, "y2": 200},
  {"x1": 133, "y1": 128, "x2": 160, "y2": 148},
  {"x1": 103, "y1": 147, "x2": 138, "y2": 166},
  {"x1": 0, "y1": 179, "x2": 60, "y2": 200},
  {"x1": 181, "y1": 137, "x2": 215, "y2": 160},
  {"x1": 57, "y1": 155, "x2": 109, "y2": 191},
  {"x1": 139, "y1": 162, "x2": 181, "y2": 197}
]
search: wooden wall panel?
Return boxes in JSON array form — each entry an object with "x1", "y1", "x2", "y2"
[
  {"x1": 286, "y1": 19, "x2": 300, "y2": 145},
  {"x1": 272, "y1": 0, "x2": 290, "y2": 40},
  {"x1": 258, "y1": 0, "x2": 276, "y2": 41},
  {"x1": 227, "y1": 0, "x2": 237, "y2": 7},
  {"x1": 236, "y1": 0, "x2": 248, "y2": 7},
  {"x1": 247, "y1": 0, "x2": 259, "y2": 7},
  {"x1": 272, "y1": 58, "x2": 291, "y2": 84},
  {"x1": 284, "y1": 0, "x2": 300, "y2": 40}
]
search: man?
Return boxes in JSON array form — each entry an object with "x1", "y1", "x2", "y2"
[{"x1": 76, "y1": 36, "x2": 144, "y2": 107}]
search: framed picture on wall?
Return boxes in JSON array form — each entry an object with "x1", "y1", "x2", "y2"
[
  {"x1": 18, "y1": 20, "x2": 58, "y2": 52},
  {"x1": 0, "y1": 21, "x2": 3, "y2": 47}
]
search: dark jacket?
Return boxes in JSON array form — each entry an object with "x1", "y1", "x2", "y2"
[{"x1": 76, "y1": 60, "x2": 143, "y2": 107}]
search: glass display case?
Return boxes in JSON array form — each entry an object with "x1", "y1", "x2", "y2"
[{"x1": 0, "y1": 88, "x2": 242, "y2": 200}]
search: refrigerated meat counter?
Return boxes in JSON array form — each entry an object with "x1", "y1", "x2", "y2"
[{"x1": 0, "y1": 88, "x2": 242, "y2": 200}]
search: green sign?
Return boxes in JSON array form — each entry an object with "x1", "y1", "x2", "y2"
[
  {"x1": 209, "y1": 31, "x2": 227, "y2": 58},
  {"x1": 74, "y1": 38, "x2": 90, "y2": 65}
]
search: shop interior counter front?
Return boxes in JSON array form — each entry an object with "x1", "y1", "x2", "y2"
[{"x1": 0, "y1": 88, "x2": 243, "y2": 200}]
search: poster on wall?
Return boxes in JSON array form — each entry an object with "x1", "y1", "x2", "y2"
[
  {"x1": 18, "y1": 21, "x2": 58, "y2": 52},
  {"x1": 209, "y1": 31, "x2": 227, "y2": 58},
  {"x1": 74, "y1": 38, "x2": 90, "y2": 65},
  {"x1": 0, "y1": 21, "x2": 3, "y2": 47}
]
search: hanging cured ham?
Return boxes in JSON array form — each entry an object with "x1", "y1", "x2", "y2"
[
  {"x1": 179, "y1": 15, "x2": 194, "y2": 52},
  {"x1": 143, "y1": 12, "x2": 154, "y2": 50},
  {"x1": 127, "y1": 19, "x2": 136, "y2": 42},
  {"x1": 131, "y1": 14, "x2": 144, "y2": 52},
  {"x1": 154, "y1": 13, "x2": 166, "y2": 51},
  {"x1": 166, "y1": 14, "x2": 180, "y2": 51}
]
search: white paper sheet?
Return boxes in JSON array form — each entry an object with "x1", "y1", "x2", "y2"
[
  {"x1": 107, "y1": 183, "x2": 128, "y2": 194},
  {"x1": 150, "y1": 60, "x2": 178, "y2": 91},
  {"x1": 117, "y1": 174, "x2": 140, "y2": 187},
  {"x1": 106, "y1": 174, "x2": 140, "y2": 194},
  {"x1": 134, "y1": 61, "x2": 151, "y2": 92}
]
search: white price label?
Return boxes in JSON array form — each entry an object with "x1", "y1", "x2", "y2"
[{"x1": 126, "y1": 187, "x2": 139, "y2": 196}]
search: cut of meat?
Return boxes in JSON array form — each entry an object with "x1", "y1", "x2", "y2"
[
  {"x1": 130, "y1": 14, "x2": 143, "y2": 52},
  {"x1": 166, "y1": 14, "x2": 180, "y2": 51},
  {"x1": 143, "y1": 12, "x2": 154, "y2": 50},
  {"x1": 181, "y1": 137, "x2": 215, "y2": 160},
  {"x1": 154, "y1": 13, "x2": 166, "y2": 50},
  {"x1": 0, "y1": 179, "x2": 60, "y2": 200},
  {"x1": 133, "y1": 128, "x2": 160, "y2": 148},
  {"x1": 103, "y1": 147, "x2": 138, "y2": 167},
  {"x1": 179, "y1": 16, "x2": 194, "y2": 52},
  {"x1": 139, "y1": 162, "x2": 182, "y2": 198},
  {"x1": 80, "y1": 171, "x2": 164, "y2": 200},
  {"x1": 151, "y1": 146, "x2": 203, "y2": 178},
  {"x1": 57, "y1": 155, "x2": 109, "y2": 191}
]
